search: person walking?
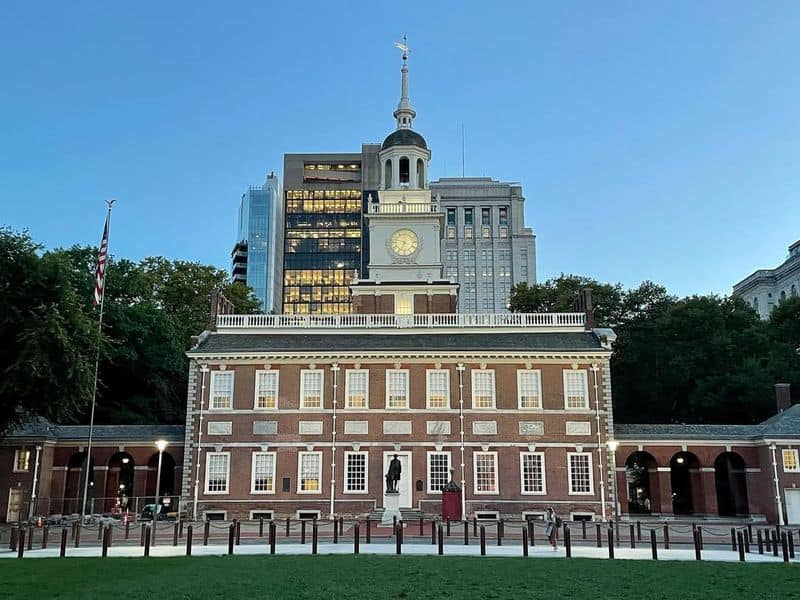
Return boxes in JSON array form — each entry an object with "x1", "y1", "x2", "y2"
[{"x1": 544, "y1": 507, "x2": 561, "y2": 550}]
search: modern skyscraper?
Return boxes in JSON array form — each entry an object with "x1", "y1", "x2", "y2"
[
  {"x1": 231, "y1": 172, "x2": 281, "y2": 312},
  {"x1": 432, "y1": 177, "x2": 537, "y2": 312}
]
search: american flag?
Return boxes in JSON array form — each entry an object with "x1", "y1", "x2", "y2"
[{"x1": 93, "y1": 213, "x2": 110, "y2": 306}]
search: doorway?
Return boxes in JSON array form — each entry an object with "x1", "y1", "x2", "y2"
[
  {"x1": 7, "y1": 489, "x2": 23, "y2": 522},
  {"x1": 786, "y1": 489, "x2": 800, "y2": 524},
  {"x1": 382, "y1": 452, "x2": 412, "y2": 508}
]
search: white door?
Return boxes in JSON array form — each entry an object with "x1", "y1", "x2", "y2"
[
  {"x1": 6, "y1": 489, "x2": 23, "y2": 522},
  {"x1": 383, "y1": 452, "x2": 412, "y2": 508},
  {"x1": 785, "y1": 489, "x2": 800, "y2": 524}
]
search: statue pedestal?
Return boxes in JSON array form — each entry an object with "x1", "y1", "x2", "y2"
[
  {"x1": 441, "y1": 490, "x2": 462, "y2": 521},
  {"x1": 381, "y1": 491, "x2": 402, "y2": 526}
]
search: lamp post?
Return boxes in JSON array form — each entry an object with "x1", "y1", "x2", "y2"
[
  {"x1": 590, "y1": 364, "x2": 606, "y2": 521},
  {"x1": 193, "y1": 364, "x2": 209, "y2": 521},
  {"x1": 154, "y1": 440, "x2": 168, "y2": 518},
  {"x1": 607, "y1": 440, "x2": 620, "y2": 525}
]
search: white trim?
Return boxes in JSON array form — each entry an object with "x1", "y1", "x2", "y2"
[
  {"x1": 300, "y1": 369, "x2": 324, "y2": 409},
  {"x1": 567, "y1": 451, "x2": 594, "y2": 495},
  {"x1": 519, "y1": 451, "x2": 546, "y2": 495},
  {"x1": 563, "y1": 369, "x2": 589, "y2": 410},
  {"x1": 473, "y1": 451, "x2": 499, "y2": 495},
  {"x1": 203, "y1": 510, "x2": 227, "y2": 521},
  {"x1": 344, "y1": 369, "x2": 370, "y2": 409},
  {"x1": 204, "y1": 451, "x2": 230, "y2": 495},
  {"x1": 385, "y1": 369, "x2": 410, "y2": 409},
  {"x1": 782, "y1": 448, "x2": 800, "y2": 472},
  {"x1": 474, "y1": 510, "x2": 499, "y2": 520},
  {"x1": 296, "y1": 509, "x2": 322, "y2": 520},
  {"x1": 343, "y1": 450, "x2": 369, "y2": 494},
  {"x1": 426, "y1": 450, "x2": 452, "y2": 494},
  {"x1": 297, "y1": 450, "x2": 323, "y2": 494},
  {"x1": 522, "y1": 511, "x2": 546, "y2": 521},
  {"x1": 516, "y1": 369, "x2": 542, "y2": 410},
  {"x1": 426, "y1": 369, "x2": 451, "y2": 410},
  {"x1": 253, "y1": 370, "x2": 279, "y2": 410},
  {"x1": 249, "y1": 510, "x2": 274, "y2": 520},
  {"x1": 12, "y1": 449, "x2": 31, "y2": 473},
  {"x1": 250, "y1": 451, "x2": 276, "y2": 494},
  {"x1": 209, "y1": 371, "x2": 234, "y2": 410},
  {"x1": 471, "y1": 369, "x2": 496, "y2": 410},
  {"x1": 569, "y1": 511, "x2": 596, "y2": 522}
]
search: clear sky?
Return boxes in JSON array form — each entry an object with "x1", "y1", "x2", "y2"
[{"x1": 2, "y1": 1, "x2": 799, "y2": 297}]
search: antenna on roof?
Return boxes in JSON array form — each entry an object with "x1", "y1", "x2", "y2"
[{"x1": 461, "y1": 123, "x2": 465, "y2": 178}]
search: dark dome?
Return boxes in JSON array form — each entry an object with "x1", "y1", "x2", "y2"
[{"x1": 381, "y1": 128, "x2": 428, "y2": 150}]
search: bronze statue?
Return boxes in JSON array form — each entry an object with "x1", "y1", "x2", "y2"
[{"x1": 386, "y1": 454, "x2": 402, "y2": 492}]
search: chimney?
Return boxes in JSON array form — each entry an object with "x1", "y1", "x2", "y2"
[
  {"x1": 571, "y1": 288, "x2": 596, "y2": 330},
  {"x1": 776, "y1": 383, "x2": 792, "y2": 412}
]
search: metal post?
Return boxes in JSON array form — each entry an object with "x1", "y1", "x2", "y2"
[
  {"x1": 772, "y1": 531, "x2": 779, "y2": 557},
  {"x1": 788, "y1": 531, "x2": 795, "y2": 559},
  {"x1": 259, "y1": 518, "x2": 264, "y2": 538},
  {"x1": 173, "y1": 522, "x2": 179, "y2": 546},
  {"x1": 582, "y1": 520, "x2": 587, "y2": 540},
  {"x1": 446, "y1": 519, "x2": 451, "y2": 537},
  {"x1": 693, "y1": 530, "x2": 701, "y2": 561},
  {"x1": 339, "y1": 516, "x2": 344, "y2": 536},
  {"x1": 431, "y1": 520, "x2": 436, "y2": 545},
  {"x1": 607, "y1": 527, "x2": 614, "y2": 559},
  {"x1": 59, "y1": 528, "x2": 67, "y2": 558},
  {"x1": 782, "y1": 532, "x2": 789, "y2": 563},
  {"x1": 464, "y1": 520, "x2": 469, "y2": 545},
  {"x1": 737, "y1": 532, "x2": 745, "y2": 562},
  {"x1": 399, "y1": 520, "x2": 403, "y2": 545},
  {"x1": 204, "y1": 520, "x2": 210, "y2": 546},
  {"x1": 663, "y1": 524, "x2": 669, "y2": 550},
  {"x1": 650, "y1": 529, "x2": 657, "y2": 560},
  {"x1": 419, "y1": 516, "x2": 423, "y2": 536},
  {"x1": 235, "y1": 520, "x2": 241, "y2": 545},
  {"x1": 301, "y1": 520, "x2": 306, "y2": 544},
  {"x1": 480, "y1": 526, "x2": 486, "y2": 556},
  {"x1": 186, "y1": 525, "x2": 193, "y2": 556},
  {"x1": 227, "y1": 523, "x2": 234, "y2": 555},
  {"x1": 353, "y1": 523, "x2": 359, "y2": 555},
  {"x1": 396, "y1": 524, "x2": 402, "y2": 555},
  {"x1": 473, "y1": 517, "x2": 477, "y2": 537},
  {"x1": 565, "y1": 526, "x2": 571, "y2": 558},
  {"x1": 629, "y1": 524, "x2": 635, "y2": 549},
  {"x1": 42, "y1": 525, "x2": 49, "y2": 549},
  {"x1": 496, "y1": 521, "x2": 502, "y2": 546},
  {"x1": 366, "y1": 519, "x2": 371, "y2": 544},
  {"x1": 697, "y1": 525, "x2": 703, "y2": 550},
  {"x1": 438, "y1": 525, "x2": 444, "y2": 555},
  {"x1": 730, "y1": 528, "x2": 737, "y2": 551},
  {"x1": 125, "y1": 519, "x2": 130, "y2": 540},
  {"x1": 102, "y1": 527, "x2": 109, "y2": 558},
  {"x1": 270, "y1": 522, "x2": 276, "y2": 555},
  {"x1": 522, "y1": 528, "x2": 528, "y2": 557},
  {"x1": 596, "y1": 523, "x2": 602, "y2": 548},
  {"x1": 757, "y1": 529, "x2": 763, "y2": 554},
  {"x1": 140, "y1": 523, "x2": 145, "y2": 546},
  {"x1": 28, "y1": 527, "x2": 34, "y2": 550},
  {"x1": 144, "y1": 526, "x2": 151, "y2": 557},
  {"x1": 636, "y1": 520, "x2": 641, "y2": 541},
  {"x1": 312, "y1": 523, "x2": 318, "y2": 555},
  {"x1": 17, "y1": 529, "x2": 25, "y2": 558},
  {"x1": 74, "y1": 522, "x2": 81, "y2": 548},
  {"x1": 333, "y1": 519, "x2": 338, "y2": 544},
  {"x1": 286, "y1": 517, "x2": 290, "y2": 537}
]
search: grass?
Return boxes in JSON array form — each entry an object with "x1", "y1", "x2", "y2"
[{"x1": 0, "y1": 555, "x2": 798, "y2": 600}]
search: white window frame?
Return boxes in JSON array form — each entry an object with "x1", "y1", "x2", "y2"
[
  {"x1": 426, "y1": 369, "x2": 450, "y2": 409},
  {"x1": 250, "y1": 451, "x2": 276, "y2": 494},
  {"x1": 385, "y1": 369, "x2": 410, "y2": 409},
  {"x1": 204, "y1": 511, "x2": 227, "y2": 521},
  {"x1": 300, "y1": 369, "x2": 324, "y2": 409},
  {"x1": 254, "y1": 370, "x2": 279, "y2": 410},
  {"x1": 395, "y1": 293, "x2": 414, "y2": 315},
  {"x1": 520, "y1": 452, "x2": 546, "y2": 495},
  {"x1": 204, "y1": 451, "x2": 230, "y2": 495},
  {"x1": 344, "y1": 369, "x2": 369, "y2": 409},
  {"x1": 209, "y1": 371, "x2": 234, "y2": 410},
  {"x1": 250, "y1": 510, "x2": 274, "y2": 520},
  {"x1": 522, "y1": 511, "x2": 546, "y2": 522},
  {"x1": 567, "y1": 452, "x2": 594, "y2": 495},
  {"x1": 517, "y1": 369, "x2": 542, "y2": 410},
  {"x1": 563, "y1": 369, "x2": 590, "y2": 410},
  {"x1": 471, "y1": 370, "x2": 496, "y2": 410},
  {"x1": 343, "y1": 451, "x2": 369, "y2": 494},
  {"x1": 296, "y1": 510, "x2": 322, "y2": 520},
  {"x1": 13, "y1": 449, "x2": 31, "y2": 473},
  {"x1": 473, "y1": 451, "x2": 499, "y2": 495},
  {"x1": 297, "y1": 451, "x2": 323, "y2": 494},
  {"x1": 570, "y1": 512, "x2": 596, "y2": 522},
  {"x1": 427, "y1": 451, "x2": 452, "y2": 494},
  {"x1": 474, "y1": 510, "x2": 499, "y2": 521},
  {"x1": 782, "y1": 448, "x2": 800, "y2": 473}
]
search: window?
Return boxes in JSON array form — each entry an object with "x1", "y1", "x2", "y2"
[
  {"x1": 517, "y1": 370, "x2": 542, "y2": 409},
  {"x1": 499, "y1": 226, "x2": 508, "y2": 238},
  {"x1": 205, "y1": 452, "x2": 230, "y2": 494},
  {"x1": 300, "y1": 369, "x2": 324, "y2": 408},
  {"x1": 464, "y1": 265, "x2": 476, "y2": 278},
  {"x1": 568, "y1": 452, "x2": 593, "y2": 494},
  {"x1": 210, "y1": 371, "x2": 234, "y2": 410},
  {"x1": 446, "y1": 208, "x2": 456, "y2": 226},
  {"x1": 482, "y1": 227, "x2": 491, "y2": 238},
  {"x1": 472, "y1": 370, "x2": 496, "y2": 409},
  {"x1": 255, "y1": 370, "x2": 279, "y2": 409},
  {"x1": 473, "y1": 452, "x2": 498, "y2": 494},
  {"x1": 344, "y1": 451, "x2": 368, "y2": 493},
  {"x1": 386, "y1": 369, "x2": 409, "y2": 408},
  {"x1": 446, "y1": 250, "x2": 458, "y2": 262},
  {"x1": 481, "y1": 265, "x2": 493, "y2": 277},
  {"x1": 250, "y1": 510, "x2": 274, "y2": 520},
  {"x1": 520, "y1": 452, "x2": 546, "y2": 494},
  {"x1": 499, "y1": 207, "x2": 508, "y2": 225},
  {"x1": 446, "y1": 266, "x2": 458, "y2": 280},
  {"x1": 345, "y1": 370, "x2": 369, "y2": 409},
  {"x1": 464, "y1": 250, "x2": 475, "y2": 262},
  {"x1": 481, "y1": 249, "x2": 493, "y2": 261},
  {"x1": 13, "y1": 449, "x2": 30, "y2": 472},
  {"x1": 426, "y1": 369, "x2": 450, "y2": 409},
  {"x1": 204, "y1": 511, "x2": 227, "y2": 521},
  {"x1": 475, "y1": 510, "x2": 500, "y2": 521},
  {"x1": 465, "y1": 226, "x2": 474, "y2": 239},
  {"x1": 447, "y1": 226, "x2": 456, "y2": 239},
  {"x1": 298, "y1": 451, "x2": 322, "y2": 493},
  {"x1": 427, "y1": 452, "x2": 452, "y2": 493},
  {"x1": 563, "y1": 370, "x2": 589, "y2": 410},
  {"x1": 251, "y1": 452, "x2": 276, "y2": 493},
  {"x1": 396, "y1": 293, "x2": 414, "y2": 315},
  {"x1": 297, "y1": 510, "x2": 321, "y2": 520},
  {"x1": 481, "y1": 207, "x2": 491, "y2": 225},
  {"x1": 464, "y1": 208, "x2": 474, "y2": 225},
  {"x1": 783, "y1": 449, "x2": 800, "y2": 472}
]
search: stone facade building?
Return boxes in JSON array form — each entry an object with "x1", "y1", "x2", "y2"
[{"x1": 733, "y1": 239, "x2": 800, "y2": 319}]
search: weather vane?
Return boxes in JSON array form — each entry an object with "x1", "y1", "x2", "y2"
[{"x1": 393, "y1": 34, "x2": 409, "y2": 63}]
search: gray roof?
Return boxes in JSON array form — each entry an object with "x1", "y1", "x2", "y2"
[
  {"x1": 2, "y1": 422, "x2": 184, "y2": 443},
  {"x1": 188, "y1": 331, "x2": 605, "y2": 355},
  {"x1": 381, "y1": 128, "x2": 428, "y2": 150}
]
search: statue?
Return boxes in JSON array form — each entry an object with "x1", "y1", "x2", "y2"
[{"x1": 386, "y1": 454, "x2": 402, "y2": 492}]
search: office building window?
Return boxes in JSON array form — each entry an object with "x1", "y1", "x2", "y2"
[
  {"x1": 300, "y1": 369, "x2": 324, "y2": 408},
  {"x1": 251, "y1": 452, "x2": 276, "y2": 493},
  {"x1": 345, "y1": 369, "x2": 369, "y2": 409},
  {"x1": 563, "y1": 370, "x2": 589, "y2": 410},
  {"x1": 205, "y1": 452, "x2": 230, "y2": 494},
  {"x1": 446, "y1": 250, "x2": 458, "y2": 262},
  {"x1": 210, "y1": 371, "x2": 234, "y2": 410},
  {"x1": 298, "y1": 451, "x2": 323, "y2": 493},
  {"x1": 344, "y1": 451, "x2": 368, "y2": 493},
  {"x1": 517, "y1": 370, "x2": 542, "y2": 409},
  {"x1": 464, "y1": 208, "x2": 473, "y2": 225},
  {"x1": 499, "y1": 207, "x2": 508, "y2": 225},
  {"x1": 446, "y1": 208, "x2": 456, "y2": 225},
  {"x1": 426, "y1": 369, "x2": 450, "y2": 409},
  {"x1": 465, "y1": 226, "x2": 473, "y2": 239},
  {"x1": 446, "y1": 266, "x2": 458, "y2": 280},
  {"x1": 255, "y1": 370, "x2": 279, "y2": 409},
  {"x1": 464, "y1": 250, "x2": 475, "y2": 262},
  {"x1": 568, "y1": 453, "x2": 593, "y2": 494},
  {"x1": 481, "y1": 207, "x2": 491, "y2": 225},
  {"x1": 473, "y1": 452, "x2": 498, "y2": 494},
  {"x1": 472, "y1": 370, "x2": 496, "y2": 409},
  {"x1": 428, "y1": 452, "x2": 452, "y2": 493},
  {"x1": 386, "y1": 369, "x2": 409, "y2": 409},
  {"x1": 520, "y1": 452, "x2": 546, "y2": 494},
  {"x1": 481, "y1": 265, "x2": 493, "y2": 278}
]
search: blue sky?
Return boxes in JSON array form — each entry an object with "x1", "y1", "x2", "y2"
[{"x1": 1, "y1": 1, "x2": 799, "y2": 296}]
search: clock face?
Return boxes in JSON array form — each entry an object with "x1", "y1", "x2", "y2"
[{"x1": 389, "y1": 229, "x2": 419, "y2": 257}]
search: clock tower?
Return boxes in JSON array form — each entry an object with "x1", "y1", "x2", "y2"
[{"x1": 351, "y1": 40, "x2": 458, "y2": 314}]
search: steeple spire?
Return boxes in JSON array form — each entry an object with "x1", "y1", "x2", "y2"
[{"x1": 393, "y1": 35, "x2": 416, "y2": 130}]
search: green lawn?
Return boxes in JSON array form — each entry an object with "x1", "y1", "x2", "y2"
[{"x1": 0, "y1": 555, "x2": 797, "y2": 600}]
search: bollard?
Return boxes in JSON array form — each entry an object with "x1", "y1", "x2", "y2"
[
  {"x1": 522, "y1": 528, "x2": 528, "y2": 557},
  {"x1": 27, "y1": 527, "x2": 34, "y2": 550},
  {"x1": 772, "y1": 531, "x2": 779, "y2": 558},
  {"x1": 354, "y1": 523, "x2": 360, "y2": 555},
  {"x1": 301, "y1": 520, "x2": 306, "y2": 544},
  {"x1": 565, "y1": 525, "x2": 572, "y2": 558},
  {"x1": 473, "y1": 517, "x2": 478, "y2": 537},
  {"x1": 764, "y1": 529, "x2": 771, "y2": 552},
  {"x1": 339, "y1": 516, "x2": 344, "y2": 536},
  {"x1": 10, "y1": 527, "x2": 18, "y2": 551},
  {"x1": 42, "y1": 525, "x2": 49, "y2": 550},
  {"x1": 17, "y1": 529, "x2": 25, "y2": 558},
  {"x1": 333, "y1": 519, "x2": 338, "y2": 544},
  {"x1": 270, "y1": 522, "x2": 276, "y2": 555},
  {"x1": 399, "y1": 520, "x2": 404, "y2": 546},
  {"x1": 204, "y1": 521, "x2": 210, "y2": 546},
  {"x1": 582, "y1": 519, "x2": 587, "y2": 540},
  {"x1": 446, "y1": 519, "x2": 451, "y2": 537},
  {"x1": 186, "y1": 525, "x2": 193, "y2": 556},
  {"x1": 98, "y1": 523, "x2": 104, "y2": 541},
  {"x1": 173, "y1": 522, "x2": 179, "y2": 547},
  {"x1": 438, "y1": 525, "x2": 444, "y2": 555},
  {"x1": 744, "y1": 531, "x2": 750, "y2": 554},
  {"x1": 259, "y1": 517, "x2": 264, "y2": 538},
  {"x1": 71, "y1": 521, "x2": 77, "y2": 541},
  {"x1": 312, "y1": 523, "x2": 318, "y2": 555},
  {"x1": 731, "y1": 528, "x2": 737, "y2": 552},
  {"x1": 757, "y1": 529, "x2": 763, "y2": 554},
  {"x1": 464, "y1": 521, "x2": 469, "y2": 545},
  {"x1": 693, "y1": 530, "x2": 701, "y2": 561},
  {"x1": 75, "y1": 523, "x2": 81, "y2": 548},
  {"x1": 788, "y1": 531, "x2": 795, "y2": 559},
  {"x1": 366, "y1": 518, "x2": 371, "y2": 544},
  {"x1": 497, "y1": 521, "x2": 502, "y2": 547},
  {"x1": 419, "y1": 516, "x2": 424, "y2": 536},
  {"x1": 268, "y1": 519, "x2": 274, "y2": 547},
  {"x1": 228, "y1": 523, "x2": 235, "y2": 555},
  {"x1": 637, "y1": 520, "x2": 641, "y2": 541},
  {"x1": 747, "y1": 523, "x2": 753, "y2": 544},
  {"x1": 144, "y1": 526, "x2": 151, "y2": 557},
  {"x1": 629, "y1": 524, "x2": 635, "y2": 549},
  {"x1": 152, "y1": 520, "x2": 157, "y2": 546},
  {"x1": 737, "y1": 531, "x2": 745, "y2": 562},
  {"x1": 102, "y1": 527, "x2": 109, "y2": 558},
  {"x1": 125, "y1": 520, "x2": 130, "y2": 540},
  {"x1": 782, "y1": 532, "x2": 790, "y2": 563},
  {"x1": 663, "y1": 524, "x2": 670, "y2": 550},
  {"x1": 396, "y1": 525, "x2": 402, "y2": 555},
  {"x1": 608, "y1": 527, "x2": 614, "y2": 559},
  {"x1": 393, "y1": 515, "x2": 397, "y2": 534},
  {"x1": 179, "y1": 519, "x2": 184, "y2": 539},
  {"x1": 527, "y1": 520, "x2": 534, "y2": 547},
  {"x1": 286, "y1": 517, "x2": 290, "y2": 537},
  {"x1": 650, "y1": 528, "x2": 658, "y2": 560},
  {"x1": 480, "y1": 526, "x2": 486, "y2": 556},
  {"x1": 235, "y1": 520, "x2": 241, "y2": 546},
  {"x1": 107, "y1": 523, "x2": 113, "y2": 548},
  {"x1": 697, "y1": 526, "x2": 703, "y2": 550},
  {"x1": 596, "y1": 523, "x2": 602, "y2": 548},
  {"x1": 60, "y1": 528, "x2": 67, "y2": 558},
  {"x1": 431, "y1": 520, "x2": 437, "y2": 545}
]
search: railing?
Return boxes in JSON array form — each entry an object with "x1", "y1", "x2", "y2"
[
  {"x1": 367, "y1": 201, "x2": 440, "y2": 214},
  {"x1": 216, "y1": 312, "x2": 586, "y2": 330}
]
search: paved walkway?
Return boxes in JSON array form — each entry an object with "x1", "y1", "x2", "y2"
[{"x1": 0, "y1": 541, "x2": 796, "y2": 563}]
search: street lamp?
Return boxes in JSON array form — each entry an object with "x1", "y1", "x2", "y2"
[
  {"x1": 607, "y1": 439, "x2": 620, "y2": 545},
  {"x1": 154, "y1": 440, "x2": 168, "y2": 519}
]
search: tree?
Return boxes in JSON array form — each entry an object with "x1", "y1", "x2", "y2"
[{"x1": 510, "y1": 275, "x2": 624, "y2": 326}]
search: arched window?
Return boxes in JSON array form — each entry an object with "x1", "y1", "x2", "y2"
[
  {"x1": 416, "y1": 158, "x2": 425, "y2": 188},
  {"x1": 792, "y1": 284, "x2": 797, "y2": 297},
  {"x1": 384, "y1": 160, "x2": 393, "y2": 188},
  {"x1": 399, "y1": 157, "x2": 410, "y2": 184},
  {"x1": 781, "y1": 290, "x2": 787, "y2": 302},
  {"x1": 753, "y1": 297, "x2": 759, "y2": 310}
]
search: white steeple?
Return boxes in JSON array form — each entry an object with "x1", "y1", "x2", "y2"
[{"x1": 393, "y1": 35, "x2": 416, "y2": 130}]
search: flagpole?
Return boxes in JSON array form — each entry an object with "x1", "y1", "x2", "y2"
[{"x1": 80, "y1": 199, "x2": 115, "y2": 523}]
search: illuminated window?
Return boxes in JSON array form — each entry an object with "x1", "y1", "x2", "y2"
[
  {"x1": 210, "y1": 371, "x2": 234, "y2": 410},
  {"x1": 563, "y1": 370, "x2": 589, "y2": 410},
  {"x1": 426, "y1": 369, "x2": 450, "y2": 409},
  {"x1": 396, "y1": 293, "x2": 413, "y2": 314},
  {"x1": 251, "y1": 452, "x2": 276, "y2": 493},
  {"x1": 300, "y1": 369, "x2": 324, "y2": 408},
  {"x1": 205, "y1": 452, "x2": 230, "y2": 494},
  {"x1": 473, "y1": 452, "x2": 498, "y2": 494},
  {"x1": 471, "y1": 370, "x2": 496, "y2": 409},
  {"x1": 386, "y1": 369, "x2": 409, "y2": 409},
  {"x1": 345, "y1": 369, "x2": 369, "y2": 409},
  {"x1": 298, "y1": 451, "x2": 322, "y2": 493},
  {"x1": 255, "y1": 370, "x2": 279, "y2": 409},
  {"x1": 568, "y1": 453, "x2": 593, "y2": 494},
  {"x1": 517, "y1": 370, "x2": 542, "y2": 409},
  {"x1": 13, "y1": 449, "x2": 30, "y2": 472},
  {"x1": 783, "y1": 449, "x2": 800, "y2": 472},
  {"x1": 428, "y1": 452, "x2": 451, "y2": 493}
]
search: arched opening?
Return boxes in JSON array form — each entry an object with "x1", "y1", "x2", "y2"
[
  {"x1": 105, "y1": 452, "x2": 135, "y2": 513},
  {"x1": 714, "y1": 452, "x2": 749, "y2": 517},
  {"x1": 792, "y1": 284, "x2": 797, "y2": 297},
  {"x1": 399, "y1": 157, "x2": 410, "y2": 184},
  {"x1": 625, "y1": 451, "x2": 659, "y2": 514},
  {"x1": 670, "y1": 451, "x2": 701, "y2": 515},
  {"x1": 416, "y1": 158, "x2": 425, "y2": 188},
  {"x1": 384, "y1": 159, "x2": 392, "y2": 189},
  {"x1": 146, "y1": 452, "x2": 176, "y2": 506},
  {"x1": 63, "y1": 452, "x2": 94, "y2": 515},
  {"x1": 781, "y1": 290, "x2": 787, "y2": 302}
]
